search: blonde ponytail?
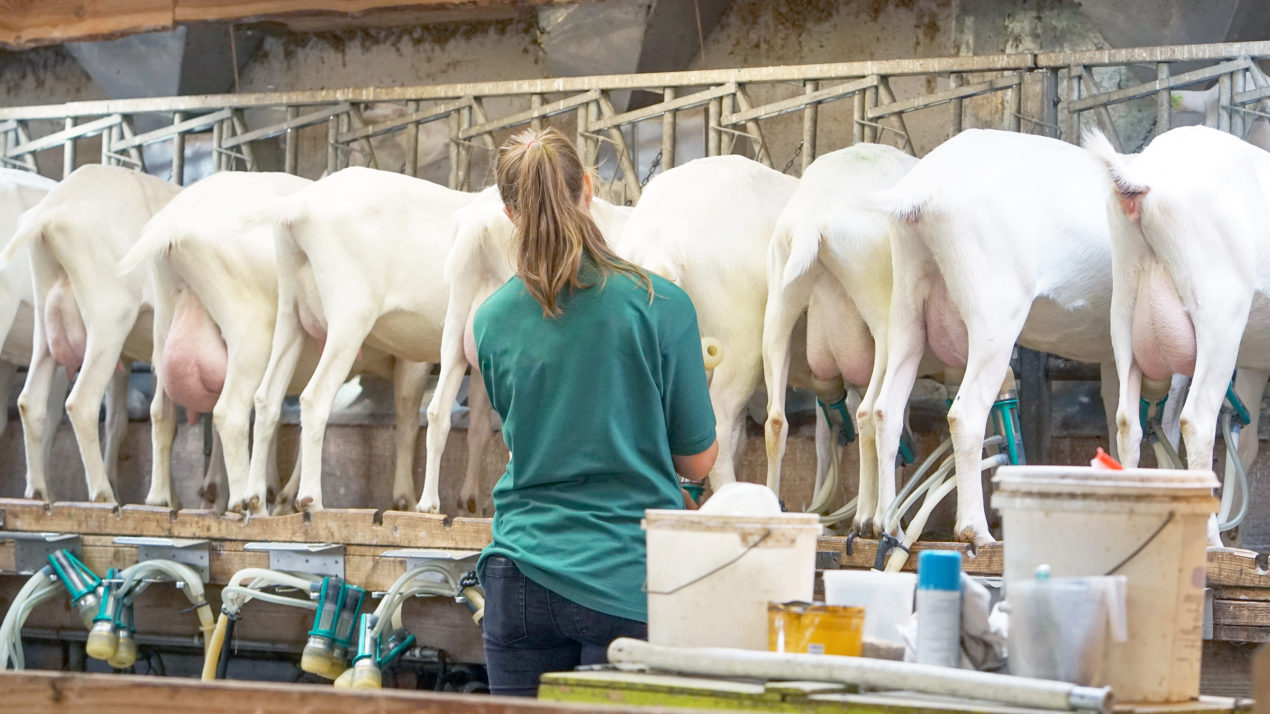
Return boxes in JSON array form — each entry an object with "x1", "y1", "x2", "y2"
[{"x1": 495, "y1": 127, "x2": 650, "y2": 317}]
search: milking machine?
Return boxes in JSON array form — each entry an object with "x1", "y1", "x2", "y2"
[
  {"x1": 1, "y1": 548, "x2": 213, "y2": 671},
  {"x1": 1139, "y1": 375, "x2": 1252, "y2": 533},
  {"x1": 201, "y1": 554, "x2": 484, "y2": 689},
  {"x1": 333, "y1": 556, "x2": 485, "y2": 689}
]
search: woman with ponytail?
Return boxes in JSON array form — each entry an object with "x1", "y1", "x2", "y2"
[{"x1": 473, "y1": 127, "x2": 717, "y2": 696}]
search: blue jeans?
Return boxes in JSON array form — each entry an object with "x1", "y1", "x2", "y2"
[{"x1": 481, "y1": 554, "x2": 647, "y2": 697}]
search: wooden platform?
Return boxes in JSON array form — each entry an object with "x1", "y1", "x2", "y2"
[{"x1": 3, "y1": 498, "x2": 1270, "y2": 643}]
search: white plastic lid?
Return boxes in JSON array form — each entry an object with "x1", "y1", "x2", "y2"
[{"x1": 993, "y1": 465, "x2": 1218, "y2": 498}]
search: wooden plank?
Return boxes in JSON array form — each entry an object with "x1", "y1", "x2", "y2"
[
  {"x1": 1212, "y1": 625, "x2": 1270, "y2": 643},
  {"x1": 0, "y1": 669, "x2": 660, "y2": 713},
  {"x1": 826, "y1": 536, "x2": 1005, "y2": 576},
  {"x1": 1207, "y1": 548, "x2": 1270, "y2": 589},
  {"x1": 0, "y1": 499, "x2": 494, "y2": 550},
  {"x1": 1213, "y1": 587, "x2": 1270, "y2": 602},
  {"x1": 1214, "y1": 600, "x2": 1270, "y2": 628}
]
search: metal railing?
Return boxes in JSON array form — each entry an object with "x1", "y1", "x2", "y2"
[{"x1": 2, "y1": 40, "x2": 1268, "y2": 201}]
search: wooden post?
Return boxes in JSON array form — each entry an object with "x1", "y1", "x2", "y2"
[
  {"x1": 706, "y1": 97, "x2": 721, "y2": 156},
  {"x1": 62, "y1": 117, "x2": 75, "y2": 178},
  {"x1": 1156, "y1": 63, "x2": 1171, "y2": 138},
  {"x1": 284, "y1": 105, "x2": 299, "y2": 174},
  {"x1": 170, "y1": 112, "x2": 184, "y2": 185},
  {"x1": 661, "y1": 87, "x2": 676, "y2": 171},
  {"x1": 950, "y1": 73, "x2": 963, "y2": 136},
  {"x1": 1017, "y1": 348, "x2": 1051, "y2": 466},
  {"x1": 448, "y1": 109, "x2": 462, "y2": 189},
  {"x1": 404, "y1": 100, "x2": 419, "y2": 178},
  {"x1": 801, "y1": 80, "x2": 818, "y2": 172}
]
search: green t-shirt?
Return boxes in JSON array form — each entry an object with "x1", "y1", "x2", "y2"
[{"x1": 473, "y1": 261, "x2": 716, "y2": 621}]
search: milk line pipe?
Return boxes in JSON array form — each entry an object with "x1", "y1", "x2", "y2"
[{"x1": 607, "y1": 638, "x2": 1113, "y2": 713}]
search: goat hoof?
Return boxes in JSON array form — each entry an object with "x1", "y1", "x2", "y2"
[
  {"x1": 393, "y1": 497, "x2": 411, "y2": 512},
  {"x1": 296, "y1": 496, "x2": 316, "y2": 512},
  {"x1": 464, "y1": 496, "x2": 478, "y2": 514},
  {"x1": 25, "y1": 488, "x2": 44, "y2": 501}
]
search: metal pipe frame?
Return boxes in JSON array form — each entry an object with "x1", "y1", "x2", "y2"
[{"x1": 1, "y1": 39, "x2": 1267, "y2": 196}]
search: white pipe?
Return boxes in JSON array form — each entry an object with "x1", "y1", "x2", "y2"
[
  {"x1": 0, "y1": 571, "x2": 60, "y2": 670},
  {"x1": 607, "y1": 638, "x2": 1112, "y2": 713}
]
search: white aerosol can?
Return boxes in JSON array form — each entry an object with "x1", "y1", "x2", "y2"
[{"x1": 915, "y1": 550, "x2": 962, "y2": 667}]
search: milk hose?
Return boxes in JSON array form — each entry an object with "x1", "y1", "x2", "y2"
[
  {"x1": 884, "y1": 453, "x2": 1009, "y2": 573},
  {"x1": 1218, "y1": 413, "x2": 1250, "y2": 532},
  {"x1": 0, "y1": 567, "x2": 60, "y2": 670},
  {"x1": 819, "y1": 437, "x2": 955, "y2": 528},
  {"x1": 201, "y1": 568, "x2": 322, "y2": 681},
  {"x1": 117, "y1": 560, "x2": 215, "y2": 651}
]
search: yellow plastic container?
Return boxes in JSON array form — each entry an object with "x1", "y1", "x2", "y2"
[{"x1": 768, "y1": 602, "x2": 864, "y2": 656}]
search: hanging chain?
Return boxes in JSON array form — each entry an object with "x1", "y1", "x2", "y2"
[
  {"x1": 782, "y1": 140, "x2": 804, "y2": 174},
  {"x1": 640, "y1": 148, "x2": 664, "y2": 188}
]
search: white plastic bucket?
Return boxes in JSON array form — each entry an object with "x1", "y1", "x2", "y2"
[
  {"x1": 821, "y1": 570, "x2": 916, "y2": 648},
  {"x1": 643, "y1": 510, "x2": 820, "y2": 650},
  {"x1": 992, "y1": 465, "x2": 1218, "y2": 703}
]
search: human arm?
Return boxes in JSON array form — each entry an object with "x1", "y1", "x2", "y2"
[{"x1": 673, "y1": 441, "x2": 717, "y2": 482}]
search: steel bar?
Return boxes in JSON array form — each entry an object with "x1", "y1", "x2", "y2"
[
  {"x1": 1219, "y1": 72, "x2": 1233, "y2": 133},
  {"x1": 283, "y1": 106, "x2": 299, "y2": 174},
  {"x1": 868, "y1": 74, "x2": 1020, "y2": 119},
  {"x1": 337, "y1": 96, "x2": 471, "y2": 142},
  {"x1": 863, "y1": 84, "x2": 878, "y2": 142},
  {"x1": 1038, "y1": 39, "x2": 1270, "y2": 68},
  {"x1": 599, "y1": 83, "x2": 734, "y2": 131},
  {"x1": 801, "y1": 79, "x2": 818, "y2": 171},
  {"x1": 468, "y1": 97, "x2": 497, "y2": 153},
  {"x1": 661, "y1": 87, "x2": 676, "y2": 171},
  {"x1": 596, "y1": 92, "x2": 642, "y2": 200},
  {"x1": 171, "y1": 111, "x2": 185, "y2": 185},
  {"x1": 460, "y1": 90, "x2": 600, "y2": 139},
  {"x1": 530, "y1": 94, "x2": 544, "y2": 132},
  {"x1": 1064, "y1": 65, "x2": 1081, "y2": 142},
  {"x1": 732, "y1": 86, "x2": 771, "y2": 167},
  {"x1": 223, "y1": 104, "x2": 349, "y2": 149},
  {"x1": 707, "y1": 97, "x2": 721, "y2": 156},
  {"x1": 61, "y1": 117, "x2": 74, "y2": 178},
  {"x1": 404, "y1": 99, "x2": 419, "y2": 177},
  {"x1": 1079, "y1": 68, "x2": 1123, "y2": 152},
  {"x1": 1041, "y1": 69, "x2": 1058, "y2": 139},
  {"x1": 325, "y1": 115, "x2": 338, "y2": 176},
  {"x1": 347, "y1": 103, "x2": 380, "y2": 169},
  {"x1": 229, "y1": 109, "x2": 255, "y2": 170},
  {"x1": 0, "y1": 54, "x2": 1038, "y2": 121},
  {"x1": 724, "y1": 76, "x2": 875, "y2": 125},
  {"x1": 1004, "y1": 73, "x2": 1021, "y2": 132},
  {"x1": 101, "y1": 121, "x2": 114, "y2": 166},
  {"x1": 8, "y1": 114, "x2": 120, "y2": 157},
  {"x1": 117, "y1": 115, "x2": 146, "y2": 170},
  {"x1": 877, "y1": 76, "x2": 913, "y2": 154},
  {"x1": 1067, "y1": 58, "x2": 1249, "y2": 112},
  {"x1": 1156, "y1": 63, "x2": 1171, "y2": 137},
  {"x1": 719, "y1": 92, "x2": 736, "y2": 155},
  {"x1": 949, "y1": 73, "x2": 963, "y2": 136},
  {"x1": 112, "y1": 108, "x2": 231, "y2": 151}
]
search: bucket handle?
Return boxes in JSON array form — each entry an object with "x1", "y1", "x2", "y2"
[
  {"x1": 644, "y1": 528, "x2": 772, "y2": 596},
  {"x1": 1103, "y1": 512, "x2": 1174, "y2": 576}
]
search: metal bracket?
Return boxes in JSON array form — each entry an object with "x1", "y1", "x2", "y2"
[
  {"x1": 1203, "y1": 587, "x2": 1214, "y2": 640},
  {"x1": 114, "y1": 537, "x2": 210, "y2": 581},
  {"x1": 243, "y1": 542, "x2": 344, "y2": 579},
  {"x1": 0, "y1": 531, "x2": 81, "y2": 575},
  {"x1": 815, "y1": 550, "x2": 841, "y2": 570},
  {"x1": 381, "y1": 548, "x2": 480, "y2": 585}
]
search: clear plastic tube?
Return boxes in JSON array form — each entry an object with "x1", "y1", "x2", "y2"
[{"x1": 0, "y1": 570, "x2": 61, "y2": 670}]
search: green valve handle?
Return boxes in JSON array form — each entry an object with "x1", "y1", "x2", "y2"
[{"x1": 48, "y1": 549, "x2": 101, "y2": 628}]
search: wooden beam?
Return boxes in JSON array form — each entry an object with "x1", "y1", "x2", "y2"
[
  {"x1": 0, "y1": 669, "x2": 660, "y2": 713},
  {"x1": 0, "y1": 1, "x2": 588, "y2": 49}
]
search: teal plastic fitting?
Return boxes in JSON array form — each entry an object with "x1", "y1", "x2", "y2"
[{"x1": 47, "y1": 549, "x2": 101, "y2": 628}]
